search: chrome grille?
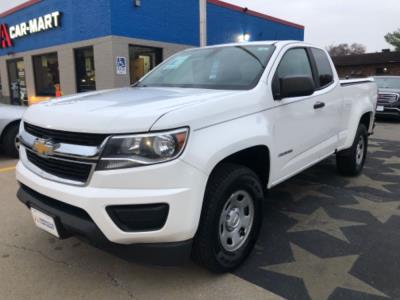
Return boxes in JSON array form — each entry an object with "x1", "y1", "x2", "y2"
[
  {"x1": 21, "y1": 123, "x2": 105, "y2": 185},
  {"x1": 378, "y1": 93, "x2": 399, "y2": 104}
]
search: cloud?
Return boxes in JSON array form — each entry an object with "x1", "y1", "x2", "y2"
[
  {"x1": 0, "y1": 0, "x2": 26, "y2": 14},
  {"x1": 225, "y1": 0, "x2": 399, "y2": 52}
]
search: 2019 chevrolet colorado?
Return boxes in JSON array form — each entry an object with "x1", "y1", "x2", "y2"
[{"x1": 16, "y1": 41, "x2": 377, "y2": 272}]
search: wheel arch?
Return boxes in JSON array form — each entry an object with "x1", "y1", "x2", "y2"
[
  {"x1": 342, "y1": 110, "x2": 374, "y2": 150},
  {"x1": 359, "y1": 111, "x2": 373, "y2": 133},
  {"x1": 207, "y1": 145, "x2": 271, "y2": 190},
  {"x1": 0, "y1": 119, "x2": 21, "y2": 144}
]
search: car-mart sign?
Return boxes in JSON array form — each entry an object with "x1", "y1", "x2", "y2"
[{"x1": 0, "y1": 11, "x2": 61, "y2": 49}]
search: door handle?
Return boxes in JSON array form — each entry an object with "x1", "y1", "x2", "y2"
[{"x1": 314, "y1": 102, "x2": 325, "y2": 109}]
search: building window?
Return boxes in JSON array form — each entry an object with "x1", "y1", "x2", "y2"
[
  {"x1": 7, "y1": 58, "x2": 28, "y2": 105},
  {"x1": 129, "y1": 45, "x2": 162, "y2": 84},
  {"x1": 75, "y1": 47, "x2": 96, "y2": 93},
  {"x1": 33, "y1": 52, "x2": 60, "y2": 97}
]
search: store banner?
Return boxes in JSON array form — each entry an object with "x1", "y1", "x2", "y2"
[{"x1": 0, "y1": 11, "x2": 61, "y2": 49}]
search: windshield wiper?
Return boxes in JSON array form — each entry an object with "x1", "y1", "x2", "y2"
[{"x1": 235, "y1": 46, "x2": 265, "y2": 68}]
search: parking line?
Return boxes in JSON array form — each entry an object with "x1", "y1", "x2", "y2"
[{"x1": 0, "y1": 166, "x2": 16, "y2": 173}]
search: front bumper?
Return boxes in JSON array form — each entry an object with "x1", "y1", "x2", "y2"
[
  {"x1": 376, "y1": 106, "x2": 400, "y2": 117},
  {"x1": 17, "y1": 184, "x2": 192, "y2": 265},
  {"x1": 16, "y1": 153, "x2": 208, "y2": 245}
]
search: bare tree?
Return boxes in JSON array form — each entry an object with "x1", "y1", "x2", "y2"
[{"x1": 327, "y1": 43, "x2": 366, "y2": 56}]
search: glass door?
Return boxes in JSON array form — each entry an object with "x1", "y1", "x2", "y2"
[
  {"x1": 75, "y1": 47, "x2": 96, "y2": 93},
  {"x1": 7, "y1": 58, "x2": 28, "y2": 106},
  {"x1": 129, "y1": 45, "x2": 162, "y2": 84}
]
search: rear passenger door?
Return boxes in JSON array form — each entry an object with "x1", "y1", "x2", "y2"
[{"x1": 308, "y1": 47, "x2": 342, "y2": 157}]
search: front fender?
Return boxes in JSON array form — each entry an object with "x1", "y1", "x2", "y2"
[{"x1": 181, "y1": 112, "x2": 273, "y2": 178}]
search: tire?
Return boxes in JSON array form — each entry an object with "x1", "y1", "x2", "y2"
[
  {"x1": 2, "y1": 123, "x2": 20, "y2": 158},
  {"x1": 336, "y1": 123, "x2": 368, "y2": 176},
  {"x1": 192, "y1": 163, "x2": 264, "y2": 273}
]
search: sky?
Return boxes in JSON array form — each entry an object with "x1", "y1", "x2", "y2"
[
  {"x1": 226, "y1": 0, "x2": 399, "y2": 52},
  {"x1": 1, "y1": 0, "x2": 399, "y2": 52}
]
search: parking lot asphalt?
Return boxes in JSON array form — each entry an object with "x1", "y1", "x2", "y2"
[{"x1": 1, "y1": 120, "x2": 399, "y2": 300}]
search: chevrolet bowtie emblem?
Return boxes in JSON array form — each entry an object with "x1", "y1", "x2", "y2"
[{"x1": 32, "y1": 138, "x2": 58, "y2": 156}]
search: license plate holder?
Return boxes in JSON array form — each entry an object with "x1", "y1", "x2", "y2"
[{"x1": 31, "y1": 207, "x2": 60, "y2": 238}]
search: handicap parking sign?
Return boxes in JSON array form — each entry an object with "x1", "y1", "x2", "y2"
[{"x1": 116, "y1": 57, "x2": 127, "y2": 75}]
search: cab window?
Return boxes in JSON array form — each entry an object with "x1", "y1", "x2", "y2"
[{"x1": 311, "y1": 48, "x2": 334, "y2": 88}]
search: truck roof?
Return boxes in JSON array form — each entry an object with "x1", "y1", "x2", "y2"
[{"x1": 197, "y1": 40, "x2": 322, "y2": 50}]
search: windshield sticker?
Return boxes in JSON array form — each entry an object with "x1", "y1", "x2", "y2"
[
  {"x1": 164, "y1": 55, "x2": 190, "y2": 70},
  {"x1": 257, "y1": 47, "x2": 271, "y2": 51},
  {"x1": 209, "y1": 61, "x2": 220, "y2": 80}
]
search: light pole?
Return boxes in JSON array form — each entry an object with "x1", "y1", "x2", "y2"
[{"x1": 199, "y1": 0, "x2": 207, "y2": 47}]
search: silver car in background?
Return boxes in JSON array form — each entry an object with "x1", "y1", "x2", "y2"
[
  {"x1": 374, "y1": 76, "x2": 400, "y2": 119},
  {"x1": 0, "y1": 103, "x2": 26, "y2": 157}
]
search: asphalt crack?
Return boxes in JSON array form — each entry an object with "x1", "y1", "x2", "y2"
[
  {"x1": 0, "y1": 241, "x2": 137, "y2": 299},
  {"x1": 0, "y1": 242, "x2": 72, "y2": 267},
  {"x1": 107, "y1": 272, "x2": 136, "y2": 299}
]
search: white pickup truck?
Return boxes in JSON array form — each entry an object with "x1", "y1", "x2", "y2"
[{"x1": 16, "y1": 41, "x2": 377, "y2": 272}]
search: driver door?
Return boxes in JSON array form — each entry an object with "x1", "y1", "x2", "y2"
[{"x1": 269, "y1": 47, "x2": 330, "y2": 184}]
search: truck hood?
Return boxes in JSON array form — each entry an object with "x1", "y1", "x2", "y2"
[{"x1": 23, "y1": 87, "x2": 236, "y2": 133}]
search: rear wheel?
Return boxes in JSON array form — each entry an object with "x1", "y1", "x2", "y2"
[
  {"x1": 192, "y1": 163, "x2": 264, "y2": 273},
  {"x1": 336, "y1": 124, "x2": 368, "y2": 176},
  {"x1": 2, "y1": 123, "x2": 20, "y2": 158}
]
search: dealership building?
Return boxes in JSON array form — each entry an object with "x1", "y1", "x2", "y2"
[{"x1": 0, "y1": 0, "x2": 304, "y2": 106}]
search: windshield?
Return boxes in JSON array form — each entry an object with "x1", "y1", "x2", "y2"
[
  {"x1": 136, "y1": 45, "x2": 276, "y2": 90},
  {"x1": 374, "y1": 77, "x2": 400, "y2": 89}
]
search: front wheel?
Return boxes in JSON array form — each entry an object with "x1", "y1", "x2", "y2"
[
  {"x1": 2, "y1": 123, "x2": 20, "y2": 158},
  {"x1": 336, "y1": 123, "x2": 368, "y2": 176},
  {"x1": 192, "y1": 163, "x2": 264, "y2": 273}
]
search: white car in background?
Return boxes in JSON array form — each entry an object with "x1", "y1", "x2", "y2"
[{"x1": 0, "y1": 103, "x2": 26, "y2": 157}]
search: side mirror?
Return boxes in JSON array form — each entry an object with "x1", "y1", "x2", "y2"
[{"x1": 274, "y1": 76, "x2": 315, "y2": 100}]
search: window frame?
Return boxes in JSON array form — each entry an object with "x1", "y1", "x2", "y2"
[
  {"x1": 129, "y1": 44, "x2": 163, "y2": 84},
  {"x1": 272, "y1": 47, "x2": 317, "y2": 100},
  {"x1": 74, "y1": 46, "x2": 96, "y2": 93},
  {"x1": 7, "y1": 57, "x2": 27, "y2": 105},
  {"x1": 32, "y1": 52, "x2": 60, "y2": 97}
]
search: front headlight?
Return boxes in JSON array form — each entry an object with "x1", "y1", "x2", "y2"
[{"x1": 97, "y1": 128, "x2": 189, "y2": 170}]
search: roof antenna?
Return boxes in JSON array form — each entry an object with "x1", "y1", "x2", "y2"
[{"x1": 243, "y1": 7, "x2": 248, "y2": 12}]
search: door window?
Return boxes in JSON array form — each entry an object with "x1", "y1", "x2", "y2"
[
  {"x1": 273, "y1": 48, "x2": 313, "y2": 98},
  {"x1": 277, "y1": 48, "x2": 313, "y2": 79},
  {"x1": 311, "y1": 48, "x2": 334, "y2": 88},
  {"x1": 33, "y1": 52, "x2": 60, "y2": 97},
  {"x1": 7, "y1": 58, "x2": 27, "y2": 106},
  {"x1": 129, "y1": 45, "x2": 162, "y2": 84},
  {"x1": 75, "y1": 47, "x2": 96, "y2": 93}
]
